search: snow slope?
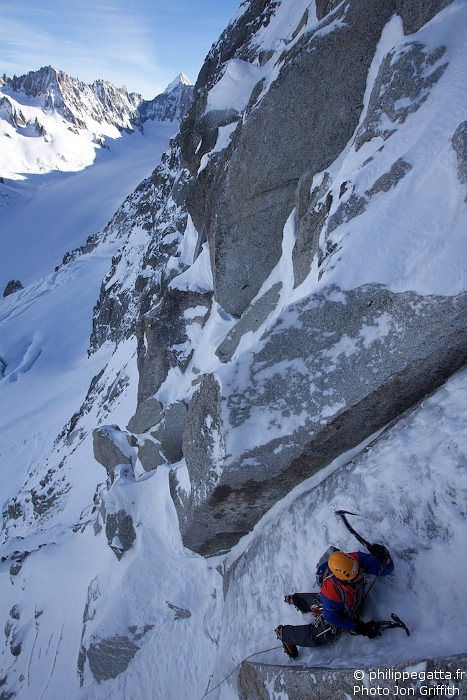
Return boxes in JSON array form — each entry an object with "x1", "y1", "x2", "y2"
[
  {"x1": 1, "y1": 357, "x2": 466, "y2": 698},
  {"x1": 0, "y1": 120, "x2": 177, "y2": 291}
]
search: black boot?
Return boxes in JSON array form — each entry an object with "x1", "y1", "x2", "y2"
[{"x1": 275, "y1": 625, "x2": 299, "y2": 659}]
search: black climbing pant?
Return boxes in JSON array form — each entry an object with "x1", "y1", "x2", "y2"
[{"x1": 281, "y1": 592, "x2": 341, "y2": 647}]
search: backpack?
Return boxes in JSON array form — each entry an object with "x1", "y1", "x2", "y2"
[{"x1": 315, "y1": 545, "x2": 338, "y2": 588}]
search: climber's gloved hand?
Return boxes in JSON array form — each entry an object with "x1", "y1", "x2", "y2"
[
  {"x1": 368, "y1": 543, "x2": 391, "y2": 567},
  {"x1": 355, "y1": 619, "x2": 381, "y2": 639}
]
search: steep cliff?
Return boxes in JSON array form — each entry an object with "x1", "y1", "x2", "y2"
[
  {"x1": 89, "y1": 0, "x2": 466, "y2": 555},
  {"x1": 1, "y1": 1, "x2": 466, "y2": 697}
]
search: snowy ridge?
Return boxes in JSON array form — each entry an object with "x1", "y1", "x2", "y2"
[{"x1": 4, "y1": 66, "x2": 141, "y2": 131}]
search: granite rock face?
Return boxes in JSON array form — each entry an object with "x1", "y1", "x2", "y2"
[
  {"x1": 137, "y1": 439, "x2": 165, "y2": 472},
  {"x1": 175, "y1": 287, "x2": 467, "y2": 555},
  {"x1": 171, "y1": 374, "x2": 225, "y2": 542},
  {"x1": 354, "y1": 40, "x2": 448, "y2": 151},
  {"x1": 105, "y1": 509, "x2": 136, "y2": 560},
  {"x1": 92, "y1": 426, "x2": 133, "y2": 482},
  {"x1": 136, "y1": 289, "x2": 212, "y2": 402},
  {"x1": 395, "y1": 0, "x2": 454, "y2": 34},
  {"x1": 151, "y1": 401, "x2": 188, "y2": 464},
  {"x1": 215, "y1": 283, "x2": 282, "y2": 363},
  {"x1": 182, "y1": 0, "x2": 396, "y2": 315},
  {"x1": 127, "y1": 397, "x2": 164, "y2": 434},
  {"x1": 88, "y1": 0, "x2": 465, "y2": 559},
  {"x1": 86, "y1": 636, "x2": 139, "y2": 682}
]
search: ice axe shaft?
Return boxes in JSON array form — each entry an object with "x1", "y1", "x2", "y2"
[
  {"x1": 335, "y1": 510, "x2": 383, "y2": 604},
  {"x1": 336, "y1": 512, "x2": 409, "y2": 636},
  {"x1": 335, "y1": 510, "x2": 371, "y2": 550}
]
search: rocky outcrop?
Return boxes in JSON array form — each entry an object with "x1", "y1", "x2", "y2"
[
  {"x1": 216, "y1": 283, "x2": 282, "y2": 363},
  {"x1": 127, "y1": 398, "x2": 187, "y2": 465},
  {"x1": 0, "y1": 96, "x2": 27, "y2": 128},
  {"x1": 89, "y1": 139, "x2": 192, "y2": 352},
  {"x1": 137, "y1": 438, "x2": 165, "y2": 472},
  {"x1": 92, "y1": 426, "x2": 134, "y2": 482},
  {"x1": 150, "y1": 401, "x2": 187, "y2": 464},
  {"x1": 354, "y1": 41, "x2": 448, "y2": 151},
  {"x1": 127, "y1": 397, "x2": 164, "y2": 434},
  {"x1": 315, "y1": 0, "x2": 344, "y2": 20},
  {"x1": 136, "y1": 289, "x2": 212, "y2": 402},
  {"x1": 395, "y1": 0, "x2": 454, "y2": 34},
  {"x1": 81, "y1": 622, "x2": 153, "y2": 685},
  {"x1": 193, "y1": 0, "x2": 281, "y2": 97},
  {"x1": 452, "y1": 121, "x2": 467, "y2": 196},
  {"x1": 105, "y1": 509, "x2": 136, "y2": 560},
  {"x1": 174, "y1": 287, "x2": 467, "y2": 555},
  {"x1": 87, "y1": 636, "x2": 139, "y2": 683},
  {"x1": 171, "y1": 375, "x2": 224, "y2": 540},
  {"x1": 3, "y1": 280, "x2": 24, "y2": 297},
  {"x1": 238, "y1": 654, "x2": 467, "y2": 699},
  {"x1": 293, "y1": 172, "x2": 332, "y2": 288}
]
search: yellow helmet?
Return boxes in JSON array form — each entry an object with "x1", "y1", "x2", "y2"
[{"x1": 328, "y1": 551, "x2": 360, "y2": 581}]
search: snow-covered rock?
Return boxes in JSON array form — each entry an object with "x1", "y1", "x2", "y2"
[
  {"x1": 164, "y1": 0, "x2": 467, "y2": 554},
  {"x1": 1, "y1": 0, "x2": 467, "y2": 698}
]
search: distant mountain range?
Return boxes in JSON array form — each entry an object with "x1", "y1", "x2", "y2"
[{"x1": 0, "y1": 66, "x2": 193, "y2": 179}]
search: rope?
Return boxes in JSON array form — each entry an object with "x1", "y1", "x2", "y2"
[
  {"x1": 201, "y1": 561, "x2": 386, "y2": 698},
  {"x1": 200, "y1": 645, "x2": 283, "y2": 699},
  {"x1": 361, "y1": 563, "x2": 385, "y2": 607}
]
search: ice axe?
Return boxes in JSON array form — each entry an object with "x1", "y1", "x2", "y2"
[
  {"x1": 335, "y1": 509, "x2": 383, "y2": 599},
  {"x1": 335, "y1": 509, "x2": 372, "y2": 549},
  {"x1": 375, "y1": 613, "x2": 410, "y2": 636},
  {"x1": 335, "y1": 510, "x2": 410, "y2": 636}
]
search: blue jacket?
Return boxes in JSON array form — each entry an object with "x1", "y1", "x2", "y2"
[{"x1": 320, "y1": 551, "x2": 394, "y2": 632}]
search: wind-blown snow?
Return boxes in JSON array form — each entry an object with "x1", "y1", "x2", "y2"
[{"x1": 206, "y1": 59, "x2": 263, "y2": 113}]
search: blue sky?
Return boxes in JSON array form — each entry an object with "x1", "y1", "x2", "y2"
[{"x1": 0, "y1": 0, "x2": 241, "y2": 98}]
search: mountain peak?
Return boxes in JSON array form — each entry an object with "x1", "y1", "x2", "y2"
[{"x1": 163, "y1": 73, "x2": 192, "y2": 94}]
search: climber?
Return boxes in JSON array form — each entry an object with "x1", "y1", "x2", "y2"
[{"x1": 275, "y1": 545, "x2": 394, "y2": 659}]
